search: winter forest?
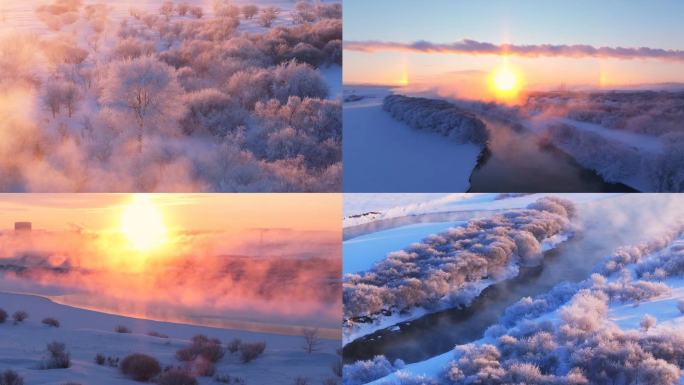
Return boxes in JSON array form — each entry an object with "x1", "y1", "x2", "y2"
[
  {"x1": 0, "y1": 0, "x2": 342, "y2": 192},
  {"x1": 342, "y1": 193, "x2": 684, "y2": 385}
]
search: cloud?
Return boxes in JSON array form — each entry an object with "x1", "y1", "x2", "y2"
[{"x1": 344, "y1": 39, "x2": 684, "y2": 61}]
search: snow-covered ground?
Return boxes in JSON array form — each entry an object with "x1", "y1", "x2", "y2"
[
  {"x1": 343, "y1": 86, "x2": 482, "y2": 192},
  {"x1": 322, "y1": 65, "x2": 343, "y2": 100},
  {"x1": 0, "y1": 291, "x2": 340, "y2": 385}
]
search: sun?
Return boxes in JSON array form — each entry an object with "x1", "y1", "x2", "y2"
[
  {"x1": 488, "y1": 58, "x2": 523, "y2": 101},
  {"x1": 119, "y1": 195, "x2": 168, "y2": 252}
]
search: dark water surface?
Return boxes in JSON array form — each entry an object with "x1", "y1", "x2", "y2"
[{"x1": 468, "y1": 118, "x2": 636, "y2": 193}]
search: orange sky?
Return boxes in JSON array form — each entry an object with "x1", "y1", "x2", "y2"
[{"x1": 0, "y1": 193, "x2": 342, "y2": 233}]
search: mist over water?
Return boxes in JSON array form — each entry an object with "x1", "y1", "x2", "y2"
[
  {"x1": 468, "y1": 118, "x2": 634, "y2": 192},
  {"x1": 344, "y1": 194, "x2": 684, "y2": 363}
]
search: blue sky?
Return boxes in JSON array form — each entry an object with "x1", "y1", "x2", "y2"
[{"x1": 344, "y1": 0, "x2": 684, "y2": 50}]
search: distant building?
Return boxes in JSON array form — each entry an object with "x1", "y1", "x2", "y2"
[{"x1": 14, "y1": 222, "x2": 32, "y2": 232}]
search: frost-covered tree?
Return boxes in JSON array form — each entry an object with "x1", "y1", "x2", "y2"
[
  {"x1": 100, "y1": 57, "x2": 184, "y2": 151},
  {"x1": 293, "y1": 1, "x2": 317, "y2": 24},
  {"x1": 159, "y1": 1, "x2": 174, "y2": 18},
  {"x1": 112, "y1": 37, "x2": 155, "y2": 60},
  {"x1": 43, "y1": 78, "x2": 80, "y2": 118},
  {"x1": 259, "y1": 6, "x2": 280, "y2": 28},
  {"x1": 242, "y1": 5, "x2": 259, "y2": 20},
  {"x1": 189, "y1": 6, "x2": 203, "y2": 19},
  {"x1": 177, "y1": 3, "x2": 190, "y2": 17},
  {"x1": 641, "y1": 314, "x2": 657, "y2": 332},
  {"x1": 301, "y1": 327, "x2": 320, "y2": 353}
]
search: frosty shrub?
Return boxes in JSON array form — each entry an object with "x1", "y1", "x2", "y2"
[
  {"x1": 287, "y1": 43, "x2": 324, "y2": 67},
  {"x1": 95, "y1": 353, "x2": 105, "y2": 365},
  {"x1": 158, "y1": 370, "x2": 198, "y2": 385},
  {"x1": 42, "y1": 317, "x2": 60, "y2": 327},
  {"x1": 159, "y1": 1, "x2": 174, "y2": 18},
  {"x1": 343, "y1": 356, "x2": 400, "y2": 385},
  {"x1": 293, "y1": 377, "x2": 309, "y2": 385},
  {"x1": 443, "y1": 344, "x2": 504, "y2": 384},
  {"x1": 0, "y1": 370, "x2": 23, "y2": 385},
  {"x1": 239, "y1": 341, "x2": 266, "y2": 363},
  {"x1": 115, "y1": 325, "x2": 131, "y2": 333},
  {"x1": 177, "y1": 3, "x2": 190, "y2": 16},
  {"x1": 188, "y1": 6, "x2": 203, "y2": 19},
  {"x1": 120, "y1": 353, "x2": 161, "y2": 381},
  {"x1": 324, "y1": 40, "x2": 342, "y2": 65},
  {"x1": 12, "y1": 311, "x2": 28, "y2": 324},
  {"x1": 44, "y1": 341, "x2": 70, "y2": 369},
  {"x1": 259, "y1": 7, "x2": 280, "y2": 28},
  {"x1": 147, "y1": 331, "x2": 169, "y2": 338},
  {"x1": 641, "y1": 314, "x2": 657, "y2": 331},
  {"x1": 226, "y1": 338, "x2": 241, "y2": 353},
  {"x1": 175, "y1": 334, "x2": 225, "y2": 363},
  {"x1": 0, "y1": 308, "x2": 6, "y2": 323},
  {"x1": 180, "y1": 89, "x2": 246, "y2": 137},
  {"x1": 112, "y1": 37, "x2": 156, "y2": 60},
  {"x1": 383, "y1": 95, "x2": 489, "y2": 145},
  {"x1": 242, "y1": 5, "x2": 259, "y2": 20},
  {"x1": 316, "y1": 3, "x2": 343, "y2": 20}
]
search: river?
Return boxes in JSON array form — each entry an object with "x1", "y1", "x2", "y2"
[{"x1": 468, "y1": 117, "x2": 636, "y2": 192}]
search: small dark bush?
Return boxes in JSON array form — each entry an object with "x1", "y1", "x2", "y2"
[
  {"x1": 213, "y1": 374, "x2": 231, "y2": 383},
  {"x1": 44, "y1": 341, "x2": 70, "y2": 369},
  {"x1": 147, "y1": 331, "x2": 169, "y2": 338},
  {"x1": 175, "y1": 347, "x2": 195, "y2": 362},
  {"x1": 12, "y1": 311, "x2": 28, "y2": 324},
  {"x1": 0, "y1": 370, "x2": 23, "y2": 385},
  {"x1": 0, "y1": 308, "x2": 7, "y2": 323},
  {"x1": 226, "y1": 338, "x2": 241, "y2": 353},
  {"x1": 157, "y1": 370, "x2": 197, "y2": 385},
  {"x1": 106, "y1": 356, "x2": 120, "y2": 367},
  {"x1": 95, "y1": 353, "x2": 105, "y2": 365},
  {"x1": 120, "y1": 353, "x2": 161, "y2": 382},
  {"x1": 42, "y1": 317, "x2": 60, "y2": 328},
  {"x1": 175, "y1": 335, "x2": 224, "y2": 363},
  {"x1": 239, "y1": 341, "x2": 266, "y2": 363},
  {"x1": 115, "y1": 325, "x2": 132, "y2": 333},
  {"x1": 293, "y1": 377, "x2": 308, "y2": 385}
]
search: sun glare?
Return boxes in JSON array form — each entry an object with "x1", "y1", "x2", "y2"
[
  {"x1": 399, "y1": 69, "x2": 409, "y2": 86},
  {"x1": 119, "y1": 195, "x2": 168, "y2": 252},
  {"x1": 488, "y1": 58, "x2": 523, "y2": 101}
]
